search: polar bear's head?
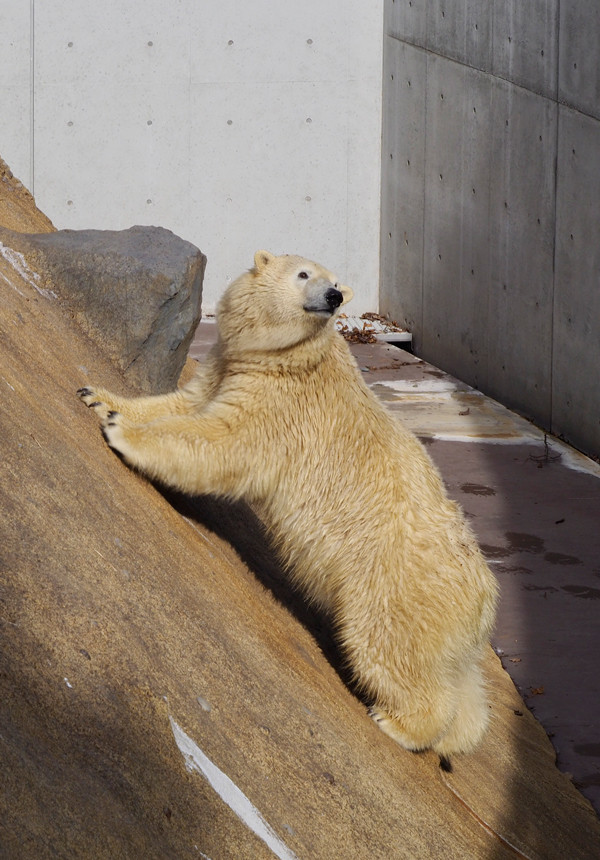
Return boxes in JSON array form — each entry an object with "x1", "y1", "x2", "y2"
[{"x1": 216, "y1": 250, "x2": 353, "y2": 354}]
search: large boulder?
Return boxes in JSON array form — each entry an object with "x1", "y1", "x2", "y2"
[{"x1": 0, "y1": 224, "x2": 205, "y2": 393}]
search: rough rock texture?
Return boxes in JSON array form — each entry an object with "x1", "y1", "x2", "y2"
[
  {"x1": 1, "y1": 162, "x2": 600, "y2": 859},
  {"x1": 0, "y1": 224, "x2": 205, "y2": 393},
  {"x1": 0, "y1": 157, "x2": 55, "y2": 234}
]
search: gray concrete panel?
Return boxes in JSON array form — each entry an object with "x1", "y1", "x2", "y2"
[
  {"x1": 421, "y1": 55, "x2": 492, "y2": 387},
  {"x1": 559, "y1": 2, "x2": 600, "y2": 121},
  {"x1": 385, "y1": 0, "x2": 427, "y2": 46},
  {"x1": 0, "y1": 4, "x2": 32, "y2": 186},
  {"x1": 426, "y1": 0, "x2": 492, "y2": 72},
  {"x1": 487, "y1": 80, "x2": 557, "y2": 426},
  {"x1": 382, "y1": 0, "x2": 600, "y2": 457},
  {"x1": 553, "y1": 107, "x2": 600, "y2": 455},
  {"x1": 492, "y1": 0, "x2": 559, "y2": 99},
  {"x1": 380, "y1": 38, "x2": 427, "y2": 334}
]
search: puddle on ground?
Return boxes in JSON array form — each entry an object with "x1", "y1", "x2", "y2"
[
  {"x1": 495, "y1": 565, "x2": 533, "y2": 576},
  {"x1": 506, "y1": 532, "x2": 545, "y2": 554},
  {"x1": 561, "y1": 585, "x2": 600, "y2": 600},
  {"x1": 482, "y1": 544, "x2": 511, "y2": 559},
  {"x1": 523, "y1": 584, "x2": 559, "y2": 593},
  {"x1": 544, "y1": 552, "x2": 582, "y2": 566},
  {"x1": 460, "y1": 483, "x2": 496, "y2": 496},
  {"x1": 574, "y1": 743, "x2": 600, "y2": 758}
]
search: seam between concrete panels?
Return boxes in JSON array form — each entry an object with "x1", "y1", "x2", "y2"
[
  {"x1": 386, "y1": 31, "x2": 600, "y2": 122},
  {"x1": 550, "y1": 107, "x2": 562, "y2": 439},
  {"x1": 419, "y1": 50, "x2": 428, "y2": 345},
  {"x1": 549, "y1": 0, "x2": 562, "y2": 435},
  {"x1": 30, "y1": 0, "x2": 35, "y2": 195}
]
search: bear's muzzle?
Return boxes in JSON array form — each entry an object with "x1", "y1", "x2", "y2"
[{"x1": 303, "y1": 283, "x2": 344, "y2": 315}]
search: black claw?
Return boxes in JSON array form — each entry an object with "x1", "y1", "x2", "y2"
[
  {"x1": 89, "y1": 401, "x2": 101, "y2": 408},
  {"x1": 107, "y1": 411, "x2": 119, "y2": 419},
  {"x1": 77, "y1": 387, "x2": 92, "y2": 396},
  {"x1": 439, "y1": 755, "x2": 453, "y2": 773}
]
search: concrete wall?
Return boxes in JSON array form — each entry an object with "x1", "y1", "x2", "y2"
[
  {"x1": 0, "y1": 0, "x2": 383, "y2": 313},
  {"x1": 381, "y1": 1, "x2": 600, "y2": 458}
]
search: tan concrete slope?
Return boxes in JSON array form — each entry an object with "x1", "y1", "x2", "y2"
[{"x1": 1, "y1": 169, "x2": 599, "y2": 859}]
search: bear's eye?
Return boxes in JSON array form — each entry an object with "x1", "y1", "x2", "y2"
[{"x1": 298, "y1": 271, "x2": 310, "y2": 280}]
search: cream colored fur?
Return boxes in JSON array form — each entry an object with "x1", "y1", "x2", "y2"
[{"x1": 79, "y1": 250, "x2": 498, "y2": 760}]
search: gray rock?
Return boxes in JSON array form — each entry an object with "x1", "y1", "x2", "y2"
[{"x1": 0, "y1": 224, "x2": 205, "y2": 392}]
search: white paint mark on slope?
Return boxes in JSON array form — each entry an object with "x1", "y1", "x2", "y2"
[
  {"x1": 0, "y1": 269, "x2": 26, "y2": 296},
  {"x1": 169, "y1": 718, "x2": 298, "y2": 860},
  {"x1": 0, "y1": 242, "x2": 57, "y2": 298}
]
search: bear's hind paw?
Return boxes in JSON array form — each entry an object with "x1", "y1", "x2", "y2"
[
  {"x1": 369, "y1": 706, "x2": 431, "y2": 753},
  {"x1": 369, "y1": 707, "x2": 412, "y2": 743}
]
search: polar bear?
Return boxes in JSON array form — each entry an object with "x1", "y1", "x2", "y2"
[{"x1": 78, "y1": 250, "x2": 498, "y2": 766}]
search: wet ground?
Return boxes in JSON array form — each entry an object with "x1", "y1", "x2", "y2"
[{"x1": 190, "y1": 319, "x2": 600, "y2": 816}]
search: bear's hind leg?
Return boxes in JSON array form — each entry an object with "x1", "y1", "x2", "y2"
[
  {"x1": 369, "y1": 698, "x2": 455, "y2": 754},
  {"x1": 432, "y1": 660, "x2": 489, "y2": 758},
  {"x1": 371, "y1": 661, "x2": 489, "y2": 758}
]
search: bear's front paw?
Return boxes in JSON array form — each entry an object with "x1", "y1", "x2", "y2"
[
  {"x1": 101, "y1": 411, "x2": 126, "y2": 451},
  {"x1": 100, "y1": 410, "x2": 138, "y2": 460},
  {"x1": 77, "y1": 386, "x2": 100, "y2": 406},
  {"x1": 77, "y1": 386, "x2": 111, "y2": 421}
]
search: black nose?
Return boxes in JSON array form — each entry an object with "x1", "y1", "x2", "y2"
[{"x1": 325, "y1": 287, "x2": 344, "y2": 310}]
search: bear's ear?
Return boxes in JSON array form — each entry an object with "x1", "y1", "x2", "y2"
[
  {"x1": 254, "y1": 250, "x2": 274, "y2": 271},
  {"x1": 339, "y1": 284, "x2": 354, "y2": 305}
]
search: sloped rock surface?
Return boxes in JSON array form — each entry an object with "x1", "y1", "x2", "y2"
[
  {"x1": 0, "y1": 157, "x2": 55, "y2": 234},
  {"x1": 1, "y1": 164, "x2": 600, "y2": 859},
  {"x1": 0, "y1": 224, "x2": 205, "y2": 393}
]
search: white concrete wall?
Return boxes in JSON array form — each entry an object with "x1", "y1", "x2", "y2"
[{"x1": 0, "y1": 0, "x2": 383, "y2": 313}]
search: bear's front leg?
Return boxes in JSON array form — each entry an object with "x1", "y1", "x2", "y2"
[
  {"x1": 99, "y1": 410, "x2": 246, "y2": 500},
  {"x1": 100, "y1": 411, "x2": 139, "y2": 463},
  {"x1": 78, "y1": 385, "x2": 191, "y2": 423},
  {"x1": 100, "y1": 411, "x2": 182, "y2": 479}
]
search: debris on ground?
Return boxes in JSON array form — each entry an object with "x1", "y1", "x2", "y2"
[{"x1": 336, "y1": 312, "x2": 411, "y2": 345}]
